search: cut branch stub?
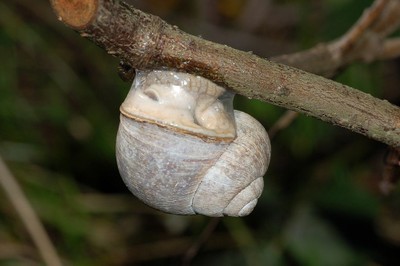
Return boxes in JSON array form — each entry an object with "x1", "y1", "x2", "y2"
[{"x1": 51, "y1": 0, "x2": 98, "y2": 29}]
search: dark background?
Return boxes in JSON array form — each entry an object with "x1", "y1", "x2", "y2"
[{"x1": 1, "y1": 0, "x2": 400, "y2": 265}]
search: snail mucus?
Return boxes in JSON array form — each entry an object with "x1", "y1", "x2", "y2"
[{"x1": 116, "y1": 70, "x2": 271, "y2": 217}]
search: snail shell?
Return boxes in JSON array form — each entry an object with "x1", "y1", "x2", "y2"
[{"x1": 116, "y1": 70, "x2": 271, "y2": 217}]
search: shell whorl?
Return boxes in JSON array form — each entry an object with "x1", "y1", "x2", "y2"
[{"x1": 192, "y1": 111, "x2": 270, "y2": 216}]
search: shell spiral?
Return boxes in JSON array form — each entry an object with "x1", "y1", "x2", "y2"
[{"x1": 116, "y1": 70, "x2": 271, "y2": 217}]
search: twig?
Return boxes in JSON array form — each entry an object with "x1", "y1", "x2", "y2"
[
  {"x1": 380, "y1": 38, "x2": 400, "y2": 60},
  {"x1": 49, "y1": 0, "x2": 400, "y2": 148},
  {"x1": 0, "y1": 157, "x2": 63, "y2": 266},
  {"x1": 182, "y1": 218, "x2": 220, "y2": 266},
  {"x1": 329, "y1": 0, "x2": 400, "y2": 62},
  {"x1": 380, "y1": 147, "x2": 400, "y2": 194},
  {"x1": 268, "y1": 111, "x2": 299, "y2": 139},
  {"x1": 272, "y1": 0, "x2": 400, "y2": 77},
  {"x1": 329, "y1": 0, "x2": 389, "y2": 60}
]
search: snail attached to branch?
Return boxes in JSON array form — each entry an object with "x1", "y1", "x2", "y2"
[{"x1": 116, "y1": 70, "x2": 271, "y2": 217}]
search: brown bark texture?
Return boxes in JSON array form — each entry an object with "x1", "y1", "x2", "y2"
[{"x1": 50, "y1": 0, "x2": 400, "y2": 148}]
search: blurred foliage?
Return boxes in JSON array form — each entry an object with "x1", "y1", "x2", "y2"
[{"x1": 1, "y1": 0, "x2": 400, "y2": 265}]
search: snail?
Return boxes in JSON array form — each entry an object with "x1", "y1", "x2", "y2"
[{"x1": 116, "y1": 70, "x2": 271, "y2": 217}]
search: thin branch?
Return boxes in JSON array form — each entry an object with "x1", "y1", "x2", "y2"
[
  {"x1": 0, "y1": 157, "x2": 63, "y2": 266},
  {"x1": 329, "y1": 0, "x2": 389, "y2": 61},
  {"x1": 380, "y1": 147, "x2": 400, "y2": 194},
  {"x1": 273, "y1": 0, "x2": 400, "y2": 77},
  {"x1": 182, "y1": 218, "x2": 220, "y2": 266},
  {"x1": 49, "y1": 0, "x2": 400, "y2": 148},
  {"x1": 380, "y1": 38, "x2": 400, "y2": 60},
  {"x1": 268, "y1": 111, "x2": 299, "y2": 139}
]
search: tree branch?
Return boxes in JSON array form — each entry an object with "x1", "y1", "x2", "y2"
[{"x1": 50, "y1": 0, "x2": 400, "y2": 148}]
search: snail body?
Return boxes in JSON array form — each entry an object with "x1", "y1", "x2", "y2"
[{"x1": 116, "y1": 70, "x2": 271, "y2": 217}]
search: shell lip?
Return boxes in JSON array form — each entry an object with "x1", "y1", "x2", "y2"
[{"x1": 119, "y1": 110, "x2": 235, "y2": 143}]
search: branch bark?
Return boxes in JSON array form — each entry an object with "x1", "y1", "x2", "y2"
[{"x1": 50, "y1": 0, "x2": 400, "y2": 148}]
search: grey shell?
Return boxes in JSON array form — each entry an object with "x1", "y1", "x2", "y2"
[{"x1": 116, "y1": 110, "x2": 271, "y2": 217}]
